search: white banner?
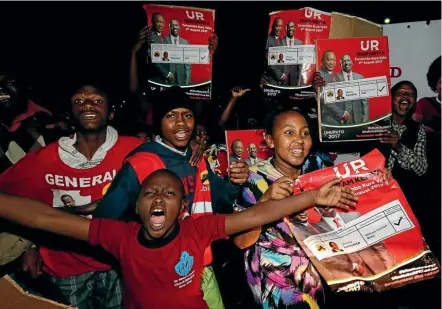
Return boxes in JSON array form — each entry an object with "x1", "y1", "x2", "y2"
[{"x1": 384, "y1": 20, "x2": 441, "y2": 100}]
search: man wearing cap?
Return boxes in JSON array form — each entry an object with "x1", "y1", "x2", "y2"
[{"x1": 93, "y1": 86, "x2": 249, "y2": 308}]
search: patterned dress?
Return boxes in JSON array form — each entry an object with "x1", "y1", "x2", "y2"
[{"x1": 238, "y1": 155, "x2": 325, "y2": 309}]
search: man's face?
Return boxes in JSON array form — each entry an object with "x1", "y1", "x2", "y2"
[
  {"x1": 137, "y1": 172, "x2": 185, "y2": 239},
  {"x1": 195, "y1": 124, "x2": 209, "y2": 150},
  {"x1": 0, "y1": 75, "x2": 27, "y2": 125},
  {"x1": 71, "y1": 86, "x2": 112, "y2": 132},
  {"x1": 232, "y1": 141, "x2": 244, "y2": 158},
  {"x1": 170, "y1": 20, "x2": 180, "y2": 37},
  {"x1": 61, "y1": 196, "x2": 75, "y2": 207},
  {"x1": 279, "y1": 54, "x2": 284, "y2": 60},
  {"x1": 248, "y1": 144, "x2": 257, "y2": 158},
  {"x1": 153, "y1": 14, "x2": 165, "y2": 33},
  {"x1": 337, "y1": 89, "x2": 343, "y2": 97},
  {"x1": 163, "y1": 51, "x2": 168, "y2": 59},
  {"x1": 273, "y1": 18, "x2": 283, "y2": 37},
  {"x1": 322, "y1": 52, "x2": 336, "y2": 72},
  {"x1": 392, "y1": 84, "x2": 416, "y2": 117},
  {"x1": 161, "y1": 108, "x2": 195, "y2": 150},
  {"x1": 286, "y1": 22, "x2": 295, "y2": 38},
  {"x1": 341, "y1": 55, "x2": 353, "y2": 73},
  {"x1": 294, "y1": 210, "x2": 308, "y2": 223},
  {"x1": 329, "y1": 242, "x2": 339, "y2": 250},
  {"x1": 317, "y1": 207, "x2": 336, "y2": 218}
]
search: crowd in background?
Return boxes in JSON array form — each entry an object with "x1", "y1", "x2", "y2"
[{"x1": 0, "y1": 16, "x2": 440, "y2": 309}]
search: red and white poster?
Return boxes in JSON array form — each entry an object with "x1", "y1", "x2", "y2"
[
  {"x1": 289, "y1": 149, "x2": 440, "y2": 292},
  {"x1": 225, "y1": 130, "x2": 272, "y2": 167},
  {"x1": 316, "y1": 36, "x2": 392, "y2": 142},
  {"x1": 263, "y1": 7, "x2": 332, "y2": 102},
  {"x1": 143, "y1": 4, "x2": 215, "y2": 100}
]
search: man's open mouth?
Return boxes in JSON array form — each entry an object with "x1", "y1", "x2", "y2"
[{"x1": 174, "y1": 129, "x2": 189, "y2": 140}]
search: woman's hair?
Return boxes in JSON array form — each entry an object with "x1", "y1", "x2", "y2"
[
  {"x1": 427, "y1": 56, "x2": 441, "y2": 93},
  {"x1": 264, "y1": 109, "x2": 307, "y2": 135}
]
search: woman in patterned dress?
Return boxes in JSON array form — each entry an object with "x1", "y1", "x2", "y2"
[{"x1": 235, "y1": 110, "x2": 326, "y2": 309}]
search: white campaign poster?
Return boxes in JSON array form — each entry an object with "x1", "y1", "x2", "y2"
[{"x1": 384, "y1": 20, "x2": 441, "y2": 100}]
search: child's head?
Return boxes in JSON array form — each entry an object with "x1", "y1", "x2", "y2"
[{"x1": 136, "y1": 169, "x2": 185, "y2": 239}]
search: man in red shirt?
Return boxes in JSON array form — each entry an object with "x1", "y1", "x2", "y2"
[
  {"x1": 0, "y1": 84, "x2": 142, "y2": 308},
  {"x1": 0, "y1": 168, "x2": 357, "y2": 309}
]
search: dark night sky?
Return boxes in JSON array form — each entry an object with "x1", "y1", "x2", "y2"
[{"x1": 0, "y1": 1, "x2": 440, "y2": 113}]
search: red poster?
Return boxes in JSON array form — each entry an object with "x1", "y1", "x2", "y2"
[
  {"x1": 143, "y1": 4, "x2": 215, "y2": 100},
  {"x1": 224, "y1": 130, "x2": 272, "y2": 167},
  {"x1": 290, "y1": 149, "x2": 440, "y2": 292},
  {"x1": 263, "y1": 8, "x2": 331, "y2": 101},
  {"x1": 316, "y1": 36, "x2": 392, "y2": 142}
]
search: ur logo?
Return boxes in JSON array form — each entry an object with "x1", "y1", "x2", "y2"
[{"x1": 174, "y1": 251, "x2": 194, "y2": 276}]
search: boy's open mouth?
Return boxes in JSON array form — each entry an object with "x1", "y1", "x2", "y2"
[{"x1": 150, "y1": 207, "x2": 166, "y2": 230}]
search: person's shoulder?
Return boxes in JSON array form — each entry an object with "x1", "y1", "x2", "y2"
[{"x1": 117, "y1": 135, "x2": 144, "y2": 149}]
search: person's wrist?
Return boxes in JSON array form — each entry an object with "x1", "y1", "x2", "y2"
[{"x1": 312, "y1": 189, "x2": 320, "y2": 206}]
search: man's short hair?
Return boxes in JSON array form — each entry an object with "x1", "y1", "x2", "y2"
[
  {"x1": 151, "y1": 12, "x2": 162, "y2": 23},
  {"x1": 321, "y1": 50, "x2": 334, "y2": 62}
]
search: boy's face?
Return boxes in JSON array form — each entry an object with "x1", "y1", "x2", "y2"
[
  {"x1": 137, "y1": 172, "x2": 185, "y2": 239},
  {"x1": 161, "y1": 107, "x2": 194, "y2": 150}
]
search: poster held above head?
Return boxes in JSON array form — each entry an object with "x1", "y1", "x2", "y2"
[
  {"x1": 263, "y1": 7, "x2": 332, "y2": 102},
  {"x1": 143, "y1": 4, "x2": 215, "y2": 101},
  {"x1": 316, "y1": 36, "x2": 392, "y2": 143}
]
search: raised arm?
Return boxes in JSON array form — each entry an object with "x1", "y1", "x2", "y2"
[
  {"x1": 0, "y1": 192, "x2": 90, "y2": 241},
  {"x1": 225, "y1": 178, "x2": 357, "y2": 236}
]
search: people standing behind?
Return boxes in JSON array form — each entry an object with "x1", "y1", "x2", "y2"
[
  {"x1": 0, "y1": 84, "x2": 143, "y2": 309},
  {"x1": 380, "y1": 81, "x2": 428, "y2": 219},
  {"x1": 337, "y1": 54, "x2": 369, "y2": 122}
]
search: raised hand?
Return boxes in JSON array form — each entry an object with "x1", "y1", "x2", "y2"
[
  {"x1": 132, "y1": 26, "x2": 153, "y2": 54},
  {"x1": 231, "y1": 86, "x2": 251, "y2": 99}
]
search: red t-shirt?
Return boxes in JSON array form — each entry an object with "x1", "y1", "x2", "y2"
[
  {"x1": 89, "y1": 215, "x2": 228, "y2": 309},
  {"x1": 0, "y1": 136, "x2": 142, "y2": 277}
]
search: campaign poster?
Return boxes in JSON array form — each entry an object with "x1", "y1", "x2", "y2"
[
  {"x1": 225, "y1": 130, "x2": 272, "y2": 167},
  {"x1": 143, "y1": 4, "x2": 215, "y2": 101},
  {"x1": 289, "y1": 149, "x2": 440, "y2": 292},
  {"x1": 316, "y1": 36, "x2": 392, "y2": 142},
  {"x1": 263, "y1": 7, "x2": 332, "y2": 102}
]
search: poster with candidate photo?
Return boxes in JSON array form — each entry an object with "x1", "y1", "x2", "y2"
[
  {"x1": 143, "y1": 4, "x2": 215, "y2": 101},
  {"x1": 263, "y1": 7, "x2": 331, "y2": 102},
  {"x1": 225, "y1": 130, "x2": 272, "y2": 167},
  {"x1": 290, "y1": 149, "x2": 440, "y2": 292},
  {"x1": 316, "y1": 36, "x2": 392, "y2": 142}
]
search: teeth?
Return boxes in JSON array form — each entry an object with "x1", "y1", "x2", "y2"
[
  {"x1": 83, "y1": 114, "x2": 96, "y2": 119},
  {"x1": 153, "y1": 222, "x2": 165, "y2": 228},
  {"x1": 153, "y1": 209, "x2": 163, "y2": 213},
  {"x1": 290, "y1": 149, "x2": 303, "y2": 153}
]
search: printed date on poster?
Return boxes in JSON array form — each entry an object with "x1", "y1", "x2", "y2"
[
  {"x1": 322, "y1": 76, "x2": 389, "y2": 104},
  {"x1": 304, "y1": 200, "x2": 414, "y2": 261},
  {"x1": 151, "y1": 44, "x2": 210, "y2": 64},
  {"x1": 268, "y1": 45, "x2": 316, "y2": 65}
]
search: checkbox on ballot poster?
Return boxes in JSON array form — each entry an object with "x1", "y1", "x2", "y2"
[{"x1": 377, "y1": 82, "x2": 388, "y2": 96}]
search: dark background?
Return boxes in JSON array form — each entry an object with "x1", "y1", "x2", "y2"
[{"x1": 0, "y1": 1, "x2": 440, "y2": 114}]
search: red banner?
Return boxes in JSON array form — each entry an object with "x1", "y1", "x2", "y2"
[{"x1": 290, "y1": 149, "x2": 440, "y2": 292}]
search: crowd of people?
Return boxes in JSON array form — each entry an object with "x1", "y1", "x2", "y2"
[{"x1": 0, "y1": 17, "x2": 440, "y2": 309}]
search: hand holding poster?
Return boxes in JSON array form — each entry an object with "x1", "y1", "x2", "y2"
[
  {"x1": 143, "y1": 4, "x2": 215, "y2": 100},
  {"x1": 224, "y1": 130, "x2": 272, "y2": 167},
  {"x1": 263, "y1": 7, "x2": 331, "y2": 101},
  {"x1": 316, "y1": 36, "x2": 392, "y2": 142},
  {"x1": 289, "y1": 149, "x2": 440, "y2": 292}
]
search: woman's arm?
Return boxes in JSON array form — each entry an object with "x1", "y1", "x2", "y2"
[{"x1": 225, "y1": 178, "x2": 357, "y2": 236}]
